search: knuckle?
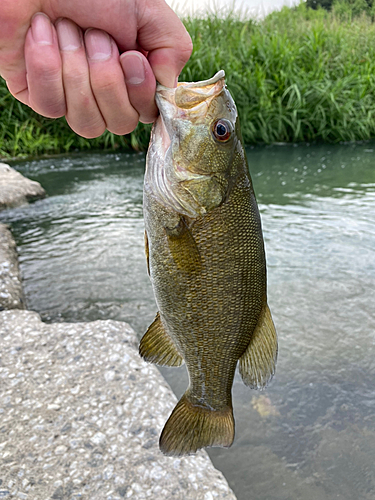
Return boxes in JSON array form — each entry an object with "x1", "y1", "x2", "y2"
[
  {"x1": 180, "y1": 35, "x2": 193, "y2": 61},
  {"x1": 29, "y1": 89, "x2": 66, "y2": 118},
  {"x1": 34, "y1": 102, "x2": 66, "y2": 119},
  {"x1": 91, "y1": 77, "x2": 118, "y2": 95},
  {"x1": 137, "y1": 105, "x2": 158, "y2": 125},
  {"x1": 139, "y1": 116, "x2": 156, "y2": 125},
  {"x1": 29, "y1": 54, "x2": 61, "y2": 83},
  {"x1": 63, "y1": 68, "x2": 89, "y2": 89},
  {"x1": 107, "y1": 116, "x2": 139, "y2": 136},
  {"x1": 67, "y1": 116, "x2": 106, "y2": 139}
]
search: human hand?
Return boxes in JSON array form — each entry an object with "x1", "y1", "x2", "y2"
[{"x1": 0, "y1": 0, "x2": 192, "y2": 138}]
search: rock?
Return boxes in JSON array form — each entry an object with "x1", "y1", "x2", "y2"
[
  {"x1": 0, "y1": 163, "x2": 45, "y2": 211},
  {"x1": 0, "y1": 310, "x2": 237, "y2": 500},
  {"x1": 0, "y1": 223, "x2": 25, "y2": 310}
]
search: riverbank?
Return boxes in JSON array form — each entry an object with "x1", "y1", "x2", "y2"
[
  {"x1": 0, "y1": 223, "x2": 25, "y2": 310},
  {"x1": 0, "y1": 170, "x2": 237, "y2": 500},
  {"x1": 1, "y1": 2, "x2": 375, "y2": 158},
  {"x1": 0, "y1": 310, "x2": 236, "y2": 499}
]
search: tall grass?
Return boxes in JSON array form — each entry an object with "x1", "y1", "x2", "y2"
[
  {"x1": 0, "y1": 82, "x2": 151, "y2": 159},
  {"x1": 182, "y1": 4, "x2": 375, "y2": 143},
  {"x1": 1, "y1": 2, "x2": 375, "y2": 158}
]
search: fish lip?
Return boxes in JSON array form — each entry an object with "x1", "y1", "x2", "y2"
[
  {"x1": 156, "y1": 70, "x2": 225, "y2": 93},
  {"x1": 154, "y1": 70, "x2": 227, "y2": 157},
  {"x1": 154, "y1": 91, "x2": 177, "y2": 158},
  {"x1": 177, "y1": 69, "x2": 225, "y2": 89}
]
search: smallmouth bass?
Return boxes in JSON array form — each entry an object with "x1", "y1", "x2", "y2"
[{"x1": 141, "y1": 71, "x2": 277, "y2": 456}]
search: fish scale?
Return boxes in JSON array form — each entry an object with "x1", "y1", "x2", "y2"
[{"x1": 140, "y1": 71, "x2": 278, "y2": 456}]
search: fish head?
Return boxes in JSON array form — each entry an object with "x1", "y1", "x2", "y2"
[{"x1": 146, "y1": 71, "x2": 246, "y2": 218}]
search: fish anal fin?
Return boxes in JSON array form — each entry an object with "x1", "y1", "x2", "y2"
[
  {"x1": 139, "y1": 312, "x2": 184, "y2": 367},
  {"x1": 144, "y1": 230, "x2": 150, "y2": 276},
  {"x1": 159, "y1": 393, "x2": 234, "y2": 456},
  {"x1": 165, "y1": 217, "x2": 201, "y2": 274},
  {"x1": 239, "y1": 302, "x2": 278, "y2": 390}
]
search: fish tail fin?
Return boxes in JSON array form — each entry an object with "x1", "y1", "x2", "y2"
[{"x1": 159, "y1": 393, "x2": 235, "y2": 456}]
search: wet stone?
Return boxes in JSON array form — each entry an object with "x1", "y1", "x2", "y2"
[
  {"x1": 0, "y1": 224, "x2": 24, "y2": 311},
  {"x1": 0, "y1": 310, "x2": 236, "y2": 499},
  {"x1": 0, "y1": 163, "x2": 45, "y2": 211}
]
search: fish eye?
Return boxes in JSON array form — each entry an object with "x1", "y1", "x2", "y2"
[{"x1": 212, "y1": 119, "x2": 232, "y2": 142}]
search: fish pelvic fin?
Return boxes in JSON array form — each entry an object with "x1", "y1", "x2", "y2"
[
  {"x1": 139, "y1": 312, "x2": 184, "y2": 367},
  {"x1": 159, "y1": 393, "x2": 235, "y2": 456},
  {"x1": 239, "y1": 302, "x2": 278, "y2": 390}
]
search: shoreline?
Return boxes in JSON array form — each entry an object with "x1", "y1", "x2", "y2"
[
  {"x1": 0, "y1": 167, "x2": 237, "y2": 499},
  {"x1": 2, "y1": 4, "x2": 375, "y2": 158}
]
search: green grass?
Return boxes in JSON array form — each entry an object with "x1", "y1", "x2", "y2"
[
  {"x1": 2, "y1": 1, "x2": 375, "y2": 158},
  {"x1": 182, "y1": 3, "x2": 375, "y2": 143},
  {"x1": 0, "y1": 82, "x2": 151, "y2": 159}
]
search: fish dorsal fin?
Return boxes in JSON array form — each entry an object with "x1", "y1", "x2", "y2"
[
  {"x1": 139, "y1": 312, "x2": 184, "y2": 367},
  {"x1": 239, "y1": 302, "x2": 278, "y2": 389}
]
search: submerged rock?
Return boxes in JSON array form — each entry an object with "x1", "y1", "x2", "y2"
[
  {"x1": 0, "y1": 310, "x2": 237, "y2": 500},
  {"x1": 0, "y1": 223, "x2": 25, "y2": 310},
  {"x1": 0, "y1": 162, "x2": 45, "y2": 210}
]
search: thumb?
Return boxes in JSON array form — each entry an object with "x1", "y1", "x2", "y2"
[{"x1": 137, "y1": 0, "x2": 192, "y2": 87}]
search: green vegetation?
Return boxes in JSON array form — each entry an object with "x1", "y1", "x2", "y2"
[
  {"x1": 0, "y1": 83, "x2": 151, "y2": 159},
  {"x1": 307, "y1": 0, "x2": 375, "y2": 17},
  {"x1": 182, "y1": 3, "x2": 375, "y2": 144},
  {"x1": 2, "y1": 1, "x2": 375, "y2": 158}
]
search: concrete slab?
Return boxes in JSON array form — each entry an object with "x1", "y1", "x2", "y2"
[
  {"x1": 0, "y1": 224, "x2": 25, "y2": 310},
  {"x1": 0, "y1": 310, "x2": 236, "y2": 500}
]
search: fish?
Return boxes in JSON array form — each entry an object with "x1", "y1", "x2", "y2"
[{"x1": 140, "y1": 70, "x2": 277, "y2": 456}]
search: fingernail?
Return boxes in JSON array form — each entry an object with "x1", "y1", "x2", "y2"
[
  {"x1": 121, "y1": 52, "x2": 145, "y2": 85},
  {"x1": 85, "y1": 29, "x2": 112, "y2": 61},
  {"x1": 31, "y1": 13, "x2": 53, "y2": 45},
  {"x1": 56, "y1": 19, "x2": 82, "y2": 51}
]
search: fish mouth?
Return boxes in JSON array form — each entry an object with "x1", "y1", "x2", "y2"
[
  {"x1": 154, "y1": 70, "x2": 226, "y2": 156},
  {"x1": 147, "y1": 71, "x2": 228, "y2": 218}
]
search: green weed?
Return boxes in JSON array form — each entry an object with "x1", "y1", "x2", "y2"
[{"x1": 1, "y1": 2, "x2": 375, "y2": 158}]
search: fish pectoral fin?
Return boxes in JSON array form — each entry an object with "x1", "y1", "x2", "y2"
[
  {"x1": 139, "y1": 312, "x2": 184, "y2": 367},
  {"x1": 239, "y1": 302, "x2": 278, "y2": 389},
  {"x1": 166, "y1": 217, "x2": 201, "y2": 274},
  {"x1": 144, "y1": 230, "x2": 150, "y2": 276}
]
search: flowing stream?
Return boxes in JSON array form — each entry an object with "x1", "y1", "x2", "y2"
[{"x1": 1, "y1": 143, "x2": 375, "y2": 500}]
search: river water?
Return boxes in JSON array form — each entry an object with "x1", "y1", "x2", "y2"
[{"x1": 1, "y1": 143, "x2": 375, "y2": 500}]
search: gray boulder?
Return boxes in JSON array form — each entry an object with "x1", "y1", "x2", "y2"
[
  {"x1": 0, "y1": 223, "x2": 25, "y2": 310},
  {"x1": 0, "y1": 310, "x2": 237, "y2": 500},
  {"x1": 0, "y1": 162, "x2": 45, "y2": 210}
]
